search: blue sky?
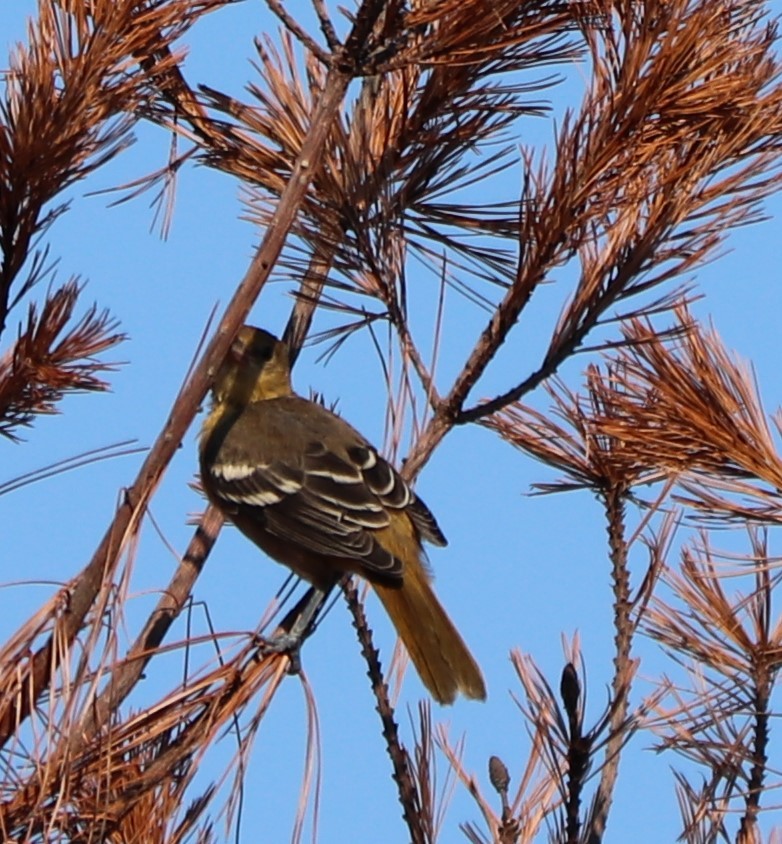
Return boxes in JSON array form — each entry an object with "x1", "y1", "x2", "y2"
[{"x1": 3, "y1": 3, "x2": 782, "y2": 842}]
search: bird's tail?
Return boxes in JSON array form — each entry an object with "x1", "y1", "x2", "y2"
[{"x1": 374, "y1": 562, "x2": 486, "y2": 705}]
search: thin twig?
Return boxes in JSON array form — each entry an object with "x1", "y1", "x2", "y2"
[
  {"x1": 266, "y1": 0, "x2": 331, "y2": 64},
  {"x1": 587, "y1": 484, "x2": 634, "y2": 844},
  {"x1": 342, "y1": 578, "x2": 426, "y2": 844}
]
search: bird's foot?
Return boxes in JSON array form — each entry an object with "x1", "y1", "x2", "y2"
[
  {"x1": 253, "y1": 583, "x2": 336, "y2": 676},
  {"x1": 258, "y1": 632, "x2": 303, "y2": 674}
]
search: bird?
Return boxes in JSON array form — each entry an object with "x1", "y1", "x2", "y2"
[{"x1": 199, "y1": 325, "x2": 486, "y2": 704}]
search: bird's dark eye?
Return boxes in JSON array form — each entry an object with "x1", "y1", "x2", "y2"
[{"x1": 254, "y1": 343, "x2": 273, "y2": 363}]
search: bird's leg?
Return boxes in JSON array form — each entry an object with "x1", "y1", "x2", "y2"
[{"x1": 260, "y1": 579, "x2": 338, "y2": 672}]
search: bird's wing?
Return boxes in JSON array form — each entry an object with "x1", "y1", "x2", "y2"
[{"x1": 204, "y1": 399, "x2": 446, "y2": 579}]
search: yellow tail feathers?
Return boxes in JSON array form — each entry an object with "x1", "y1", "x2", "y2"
[{"x1": 374, "y1": 563, "x2": 486, "y2": 705}]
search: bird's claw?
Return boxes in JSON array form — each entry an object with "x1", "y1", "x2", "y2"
[{"x1": 258, "y1": 632, "x2": 303, "y2": 674}]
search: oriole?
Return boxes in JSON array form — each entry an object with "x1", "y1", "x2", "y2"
[{"x1": 199, "y1": 326, "x2": 486, "y2": 704}]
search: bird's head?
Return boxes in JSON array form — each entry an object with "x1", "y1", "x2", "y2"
[{"x1": 213, "y1": 326, "x2": 292, "y2": 404}]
